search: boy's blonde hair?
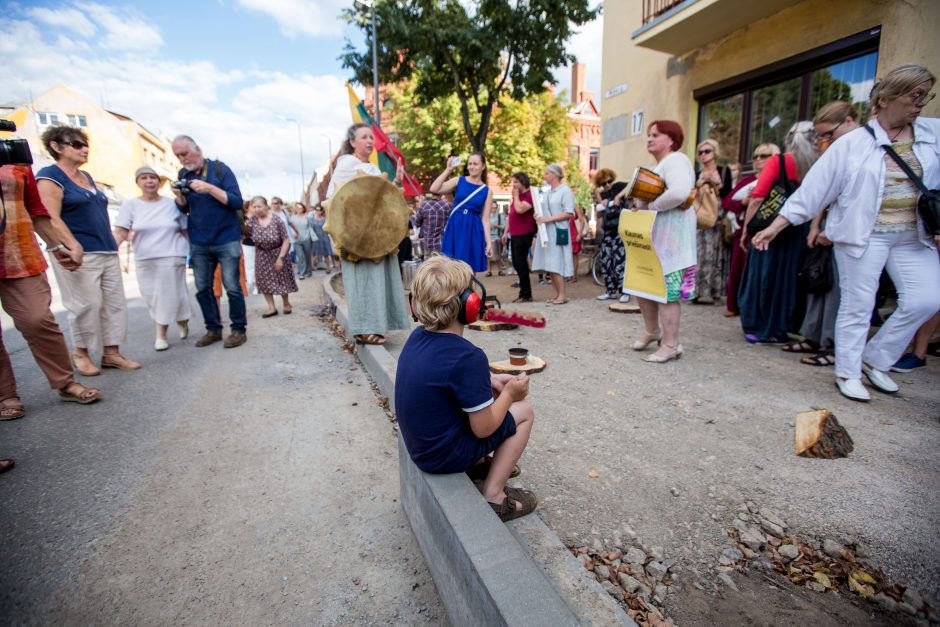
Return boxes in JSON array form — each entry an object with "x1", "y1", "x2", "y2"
[{"x1": 411, "y1": 256, "x2": 473, "y2": 331}]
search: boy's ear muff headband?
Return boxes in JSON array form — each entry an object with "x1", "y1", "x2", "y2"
[
  {"x1": 458, "y1": 276, "x2": 487, "y2": 325},
  {"x1": 410, "y1": 276, "x2": 488, "y2": 325}
]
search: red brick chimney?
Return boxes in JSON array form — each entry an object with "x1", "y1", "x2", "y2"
[{"x1": 572, "y1": 63, "x2": 586, "y2": 105}]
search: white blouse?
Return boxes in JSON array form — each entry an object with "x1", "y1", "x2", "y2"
[{"x1": 327, "y1": 155, "x2": 382, "y2": 199}]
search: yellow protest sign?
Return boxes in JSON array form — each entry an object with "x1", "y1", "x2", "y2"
[{"x1": 618, "y1": 210, "x2": 667, "y2": 303}]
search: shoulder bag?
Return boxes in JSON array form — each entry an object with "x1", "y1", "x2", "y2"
[
  {"x1": 799, "y1": 244, "x2": 833, "y2": 295},
  {"x1": 747, "y1": 154, "x2": 798, "y2": 235},
  {"x1": 694, "y1": 179, "x2": 719, "y2": 229},
  {"x1": 864, "y1": 124, "x2": 940, "y2": 235}
]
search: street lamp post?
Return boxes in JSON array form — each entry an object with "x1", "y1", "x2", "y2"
[
  {"x1": 320, "y1": 133, "x2": 333, "y2": 175},
  {"x1": 355, "y1": 0, "x2": 380, "y2": 125},
  {"x1": 279, "y1": 116, "x2": 306, "y2": 199}
]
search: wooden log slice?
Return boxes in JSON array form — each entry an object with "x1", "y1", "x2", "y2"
[
  {"x1": 609, "y1": 302, "x2": 641, "y2": 314},
  {"x1": 468, "y1": 319, "x2": 519, "y2": 332},
  {"x1": 489, "y1": 356, "x2": 547, "y2": 375},
  {"x1": 795, "y1": 409, "x2": 854, "y2": 458}
]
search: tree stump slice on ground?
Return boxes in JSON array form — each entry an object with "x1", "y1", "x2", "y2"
[
  {"x1": 489, "y1": 356, "x2": 547, "y2": 375},
  {"x1": 468, "y1": 320, "x2": 519, "y2": 331},
  {"x1": 795, "y1": 409, "x2": 854, "y2": 458},
  {"x1": 609, "y1": 302, "x2": 641, "y2": 314}
]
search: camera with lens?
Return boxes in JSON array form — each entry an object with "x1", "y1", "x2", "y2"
[
  {"x1": 172, "y1": 178, "x2": 193, "y2": 195},
  {"x1": 0, "y1": 120, "x2": 33, "y2": 166}
]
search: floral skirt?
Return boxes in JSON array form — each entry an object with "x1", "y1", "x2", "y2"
[{"x1": 664, "y1": 266, "x2": 696, "y2": 303}]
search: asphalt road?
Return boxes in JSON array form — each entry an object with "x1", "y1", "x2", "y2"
[{"x1": 0, "y1": 272, "x2": 445, "y2": 624}]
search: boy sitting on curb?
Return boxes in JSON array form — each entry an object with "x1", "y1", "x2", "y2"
[{"x1": 395, "y1": 256, "x2": 537, "y2": 521}]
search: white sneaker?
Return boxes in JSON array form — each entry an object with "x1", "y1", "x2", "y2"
[
  {"x1": 154, "y1": 338, "x2": 169, "y2": 351},
  {"x1": 862, "y1": 364, "x2": 899, "y2": 394},
  {"x1": 835, "y1": 377, "x2": 870, "y2": 402},
  {"x1": 177, "y1": 321, "x2": 189, "y2": 339},
  {"x1": 619, "y1": 294, "x2": 632, "y2": 303},
  {"x1": 596, "y1": 293, "x2": 614, "y2": 301}
]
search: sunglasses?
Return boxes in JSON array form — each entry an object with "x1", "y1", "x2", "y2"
[
  {"x1": 697, "y1": 148, "x2": 714, "y2": 155},
  {"x1": 59, "y1": 140, "x2": 89, "y2": 150},
  {"x1": 601, "y1": 179, "x2": 614, "y2": 186},
  {"x1": 753, "y1": 153, "x2": 773, "y2": 160}
]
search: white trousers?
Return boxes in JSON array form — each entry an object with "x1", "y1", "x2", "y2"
[
  {"x1": 833, "y1": 230, "x2": 940, "y2": 379},
  {"x1": 50, "y1": 252, "x2": 128, "y2": 351},
  {"x1": 242, "y1": 244, "x2": 256, "y2": 294}
]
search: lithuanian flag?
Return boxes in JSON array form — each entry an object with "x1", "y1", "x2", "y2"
[{"x1": 346, "y1": 83, "x2": 423, "y2": 198}]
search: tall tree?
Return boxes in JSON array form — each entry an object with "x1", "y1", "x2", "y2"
[
  {"x1": 341, "y1": 0, "x2": 598, "y2": 152},
  {"x1": 386, "y1": 79, "x2": 574, "y2": 185}
]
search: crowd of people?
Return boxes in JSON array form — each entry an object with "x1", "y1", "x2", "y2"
[{"x1": 3, "y1": 63, "x2": 937, "y2": 511}]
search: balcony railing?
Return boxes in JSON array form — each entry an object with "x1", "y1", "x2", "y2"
[{"x1": 642, "y1": 0, "x2": 686, "y2": 25}]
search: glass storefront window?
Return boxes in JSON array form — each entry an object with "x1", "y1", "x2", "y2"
[
  {"x1": 747, "y1": 77, "x2": 801, "y2": 158},
  {"x1": 701, "y1": 94, "x2": 743, "y2": 166},
  {"x1": 811, "y1": 51, "x2": 878, "y2": 121}
]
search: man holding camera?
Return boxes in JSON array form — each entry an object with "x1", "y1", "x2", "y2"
[{"x1": 171, "y1": 135, "x2": 246, "y2": 348}]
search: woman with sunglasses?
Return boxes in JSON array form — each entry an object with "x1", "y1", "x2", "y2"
[
  {"x1": 592, "y1": 168, "x2": 629, "y2": 302},
  {"x1": 723, "y1": 143, "x2": 779, "y2": 317},
  {"x1": 782, "y1": 101, "x2": 860, "y2": 367},
  {"x1": 753, "y1": 64, "x2": 940, "y2": 402},
  {"x1": 693, "y1": 139, "x2": 733, "y2": 305},
  {"x1": 36, "y1": 126, "x2": 140, "y2": 376}
]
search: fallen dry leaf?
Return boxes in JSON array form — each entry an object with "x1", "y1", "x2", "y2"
[
  {"x1": 588, "y1": 470, "x2": 600, "y2": 478},
  {"x1": 813, "y1": 571, "x2": 833, "y2": 589}
]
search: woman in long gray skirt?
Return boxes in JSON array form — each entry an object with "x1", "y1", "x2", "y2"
[{"x1": 326, "y1": 124, "x2": 410, "y2": 345}]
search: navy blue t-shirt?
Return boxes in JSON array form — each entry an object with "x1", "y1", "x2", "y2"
[
  {"x1": 35, "y1": 165, "x2": 117, "y2": 253},
  {"x1": 176, "y1": 159, "x2": 244, "y2": 246},
  {"x1": 395, "y1": 326, "x2": 495, "y2": 473}
]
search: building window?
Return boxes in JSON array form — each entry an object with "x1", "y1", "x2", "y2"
[
  {"x1": 697, "y1": 31, "x2": 879, "y2": 166},
  {"x1": 36, "y1": 112, "x2": 59, "y2": 126},
  {"x1": 589, "y1": 148, "x2": 600, "y2": 171},
  {"x1": 631, "y1": 109, "x2": 645, "y2": 136},
  {"x1": 66, "y1": 114, "x2": 88, "y2": 127}
]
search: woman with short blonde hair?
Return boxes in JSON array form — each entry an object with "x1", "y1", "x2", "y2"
[
  {"x1": 693, "y1": 137, "x2": 733, "y2": 304},
  {"x1": 753, "y1": 64, "x2": 940, "y2": 401}
]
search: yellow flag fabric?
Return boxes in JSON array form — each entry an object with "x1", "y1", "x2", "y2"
[{"x1": 345, "y1": 82, "x2": 380, "y2": 168}]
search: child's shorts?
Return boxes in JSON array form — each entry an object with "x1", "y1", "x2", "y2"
[{"x1": 437, "y1": 410, "x2": 517, "y2": 474}]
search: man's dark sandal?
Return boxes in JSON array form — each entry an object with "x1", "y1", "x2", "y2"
[{"x1": 489, "y1": 487, "x2": 538, "y2": 522}]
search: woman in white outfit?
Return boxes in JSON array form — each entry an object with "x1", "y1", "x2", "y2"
[
  {"x1": 753, "y1": 64, "x2": 940, "y2": 402},
  {"x1": 532, "y1": 163, "x2": 574, "y2": 304},
  {"x1": 113, "y1": 167, "x2": 192, "y2": 351}
]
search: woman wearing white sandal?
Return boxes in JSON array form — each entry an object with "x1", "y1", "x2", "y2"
[
  {"x1": 113, "y1": 167, "x2": 192, "y2": 351},
  {"x1": 615, "y1": 120, "x2": 697, "y2": 363}
]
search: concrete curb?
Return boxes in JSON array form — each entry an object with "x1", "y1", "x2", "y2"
[{"x1": 323, "y1": 273, "x2": 634, "y2": 626}]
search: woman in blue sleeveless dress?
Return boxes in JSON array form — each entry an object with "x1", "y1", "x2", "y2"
[{"x1": 431, "y1": 152, "x2": 493, "y2": 273}]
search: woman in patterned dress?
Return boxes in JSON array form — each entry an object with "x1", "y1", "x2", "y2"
[{"x1": 246, "y1": 196, "x2": 297, "y2": 318}]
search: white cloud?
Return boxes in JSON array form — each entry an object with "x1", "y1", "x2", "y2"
[
  {"x1": 552, "y1": 10, "x2": 603, "y2": 107},
  {"x1": 76, "y1": 2, "x2": 163, "y2": 51},
  {"x1": 0, "y1": 11, "x2": 351, "y2": 199},
  {"x1": 27, "y1": 6, "x2": 96, "y2": 38},
  {"x1": 234, "y1": 0, "x2": 349, "y2": 38}
]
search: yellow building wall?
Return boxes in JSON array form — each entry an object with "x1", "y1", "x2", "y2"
[
  {"x1": 600, "y1": 0, "x2": 940, "y2": 180},
  {"x1": 1, "y1": 85, "x2": 179, "y2": 202}
]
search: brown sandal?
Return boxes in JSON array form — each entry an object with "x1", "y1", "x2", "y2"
[
  {"x1": 488, "y1": 486, "x2": 538, "y2": 522},
  {"x1": 101, "y1": 353, "x2": 141, "y2": 370},
  {"x1": 72, "y1": 353, "x2": 101, "y2": 377},
  {"x1": 355, "y1": 334, "x2": 386, "y2": 345},
  {"x1": 0, "y1": 459, "x2": 14, "y2": 474},
  {"x1": 0, "y1": 397, "x2": 25, "y2": 420},
  {"x1": 465, "y1": 457, "x2": 521, "y2": 481},
  {"x1": 59, "y1": 382, "x2": 101, "y2": 404}
]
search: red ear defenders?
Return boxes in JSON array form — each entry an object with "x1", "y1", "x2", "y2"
[
  {"x1": 457, "y1": 276, "x2": 488, "y2": 324},
  {"x1": 409, "y1": 275, "x2": 488, "y2": 325}
]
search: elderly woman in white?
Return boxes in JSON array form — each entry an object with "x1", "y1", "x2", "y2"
[
  {"x1": 753, "y1": 64, "x2": 940, "y2": 402},
  {"x1": 532, "y1": 163, "x2": 574, "y2": 305}
]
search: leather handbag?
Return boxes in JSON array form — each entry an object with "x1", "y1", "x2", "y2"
[
  {"x1": 865, "y1": 124, "x2": 940, "y2": 235},
  {"x1": 799, "y1": 244, "x2": 834, "y2": 295},
  {"x1": 694, "y1": 180, "x2": 720, "y2": 229},
  {"x1": 747, "y1": 154, "x2": 798, "y2": 235},
  {"x1": 554, "y1": 223, "x2": 570, "y2": 246}
]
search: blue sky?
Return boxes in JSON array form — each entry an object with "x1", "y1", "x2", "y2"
[{"x1": 3, "y1": 0, "x2": 601, "y2": 198}]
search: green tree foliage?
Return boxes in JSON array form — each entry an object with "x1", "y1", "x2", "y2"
[
  {"x1": 341, "y1": 0, "x2": 598, "y2": 152},
  {"x1": 387, "y1": 80, "x2": 574, "y2": 186}
]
